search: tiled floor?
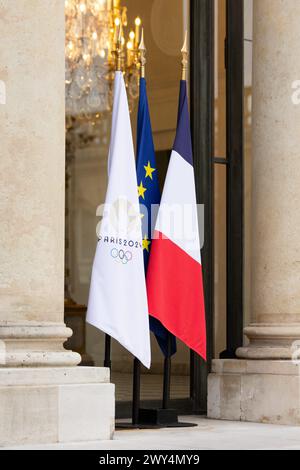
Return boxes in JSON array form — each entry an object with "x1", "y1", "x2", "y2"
[
  {"x1": 7, "y1": 417, "x2": 300, "y2": 450},
  {"x1": 111, "y1": 373, "x2": 190, "y2": 401}
]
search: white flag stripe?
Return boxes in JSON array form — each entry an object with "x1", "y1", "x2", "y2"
[
  {"x1": 86, "y1": 72, "x2": 151, "y2": 369},
  {"x1": 155, "y1": 150, "x2": 201, "y2": 264}
]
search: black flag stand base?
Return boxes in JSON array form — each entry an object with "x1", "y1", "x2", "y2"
[
  {"x1": 116, "y1": 335, "x2": 197, "y2": 430},
  {"x1": 136, "y1": 409, "x2": 197, "y2": 428},
  {"x1": 136, "y1": 335, "x2": 197, "y2": 428},
  {"x1": 116, "y1": 358, "x2": 159, "y2": 430}
]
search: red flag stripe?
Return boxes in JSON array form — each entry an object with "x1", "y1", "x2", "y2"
[{"x1": 147, "y1": 231, "x2": 207, "y2": 360}]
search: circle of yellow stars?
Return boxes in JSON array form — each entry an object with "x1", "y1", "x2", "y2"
[{"x1": 138, "y1": 161, "x2": 156, "y2": 251}]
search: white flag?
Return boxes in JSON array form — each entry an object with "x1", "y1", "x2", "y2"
[{"x1": 86, "y1": 72, "x2": 151, "y2": 368}]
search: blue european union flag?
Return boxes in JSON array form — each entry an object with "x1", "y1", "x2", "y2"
[{"x1": 136, "y1": 77, "x2": 176, "y2": 358}]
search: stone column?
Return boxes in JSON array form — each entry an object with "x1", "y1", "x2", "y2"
[
  {"x1": 0, "y1": 1, "x2": 114, "y2": 445},
  {"x1": 208, "y1": 0, "x2": 300, "y2": 425},
  {"x1": 236, "y1": 0, "x2": 300, "y2": 359},
  {"x1": 0, "y1": 0, "x2": 79, "y2": 367}
]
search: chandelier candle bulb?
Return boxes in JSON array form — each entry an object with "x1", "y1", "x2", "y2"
[
  {"x1": 79, "y1": 3, "x2": 86, "y2": 32},
  {"x1": 135, "y1": 17, "x2": 141, "y2": 48},
  {"x1": 122, "y1": 7, "x2": 128, "y2": 27},
  {"x1": 92, "y1": 31, "x2": 97, "y2": 57},
  {"x1": 127, "y1": 41, "x2": 133, "y2": 67},
  {"x1": 113, "y1": 22, "x2": 119, "y2": 45},
  {"x1": 79, "y1": 2, "x2": 86, "y2": 13}
]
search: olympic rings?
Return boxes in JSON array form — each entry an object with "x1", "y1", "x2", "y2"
[{"x1": 110, "y1": 249, "x2": 133, "y2": 264}]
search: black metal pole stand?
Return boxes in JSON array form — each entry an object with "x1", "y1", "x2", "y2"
[
  {"x1": 104, "y1": 334, "x2": 111, "y2": 369},
  {"x1": 116, "y1": 357, "x2": 145, "y2": 429},
  {"x1": 117, "y1": 334, "x2": 198, "y2": 429},
  {"x1": 138, "y1": 333, "x2": 197, "y2": 428},
  {"x1": 162, "y1": 334, "x2": 172, "y2": 409},
  {"x1": 132, "y1": 358, "x2": 141, "y2": 425},
  {"x1": 140, "y1": 333, "x2": 180, "y2": 426}
]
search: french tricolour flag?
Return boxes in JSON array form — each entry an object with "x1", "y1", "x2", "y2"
[{"x1": 146, "y1": 80, "x2": 206, "y2": 360}]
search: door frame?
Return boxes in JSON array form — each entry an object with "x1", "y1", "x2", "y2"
[
  {"x1": 191, "y1": 0, "x2": 244, "y2": 412},
  {"x1": 190, "y1": 0, "x2": 215, "y2": 414},
  {"x1": 224, "y1": 0, "x2": 244, "y2": 357}
]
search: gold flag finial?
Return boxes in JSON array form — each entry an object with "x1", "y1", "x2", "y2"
[
  {"x1": 116, "y1": 24, "x2": 123, "y2": 71},
  {"x1": 139, "y1": 28, "x2": 146, "y2": 78},
  {"x1": 181, "y1": 30, "x2": 188, "y2": 81}
]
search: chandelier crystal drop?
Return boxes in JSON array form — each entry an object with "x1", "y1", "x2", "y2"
[{"x1": 65, "y1": 0, "x2": 142, "y2": 143}]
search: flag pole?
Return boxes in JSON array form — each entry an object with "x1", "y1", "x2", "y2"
[
  {"x1": 116, "y1": 23, "x2": 123, "y2": 72},
  {"x1": 162, "y1": 333, "x2": 172, "y2": 409},
  {"x1": 126, "y1": 30, "x2": 196, "y2": 429},
  {"x1": 138, "y1": 30, "x2": 197, "y2": 428},
  {"x1": 181, "y1": 30, "x2": 188, "y2": 81},
  {"x1": 161, "y1": 30, "x2": 188, "y2": 410},
  {"x1": 139, "y1": 28, "x2": 146, "y2": 79},
  {"x1": 132, "y1": 358, "x2": 141, "y2": 425},
  {"x1": 104, "y1": 334, "x2": 111, "y2": 369},
  {"x1": 104, "y1": 25, "x2": 123, "y2": 371},
  {"x1": 131, "y1": 29, "x2": 146, "y2": 427}
]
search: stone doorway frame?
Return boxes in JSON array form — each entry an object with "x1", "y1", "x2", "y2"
[{"x1": 190, "y1": 0, "x2": 245, "y2": 414}]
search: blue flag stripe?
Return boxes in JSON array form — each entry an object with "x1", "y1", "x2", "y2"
[{"x1": 173, "y1": 81, "x2": 193, "y2": 166}]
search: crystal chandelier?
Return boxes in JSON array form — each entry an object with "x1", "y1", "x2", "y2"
[{"x1": 65, "y1": 0, "x2": 142, "y2": 142}]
